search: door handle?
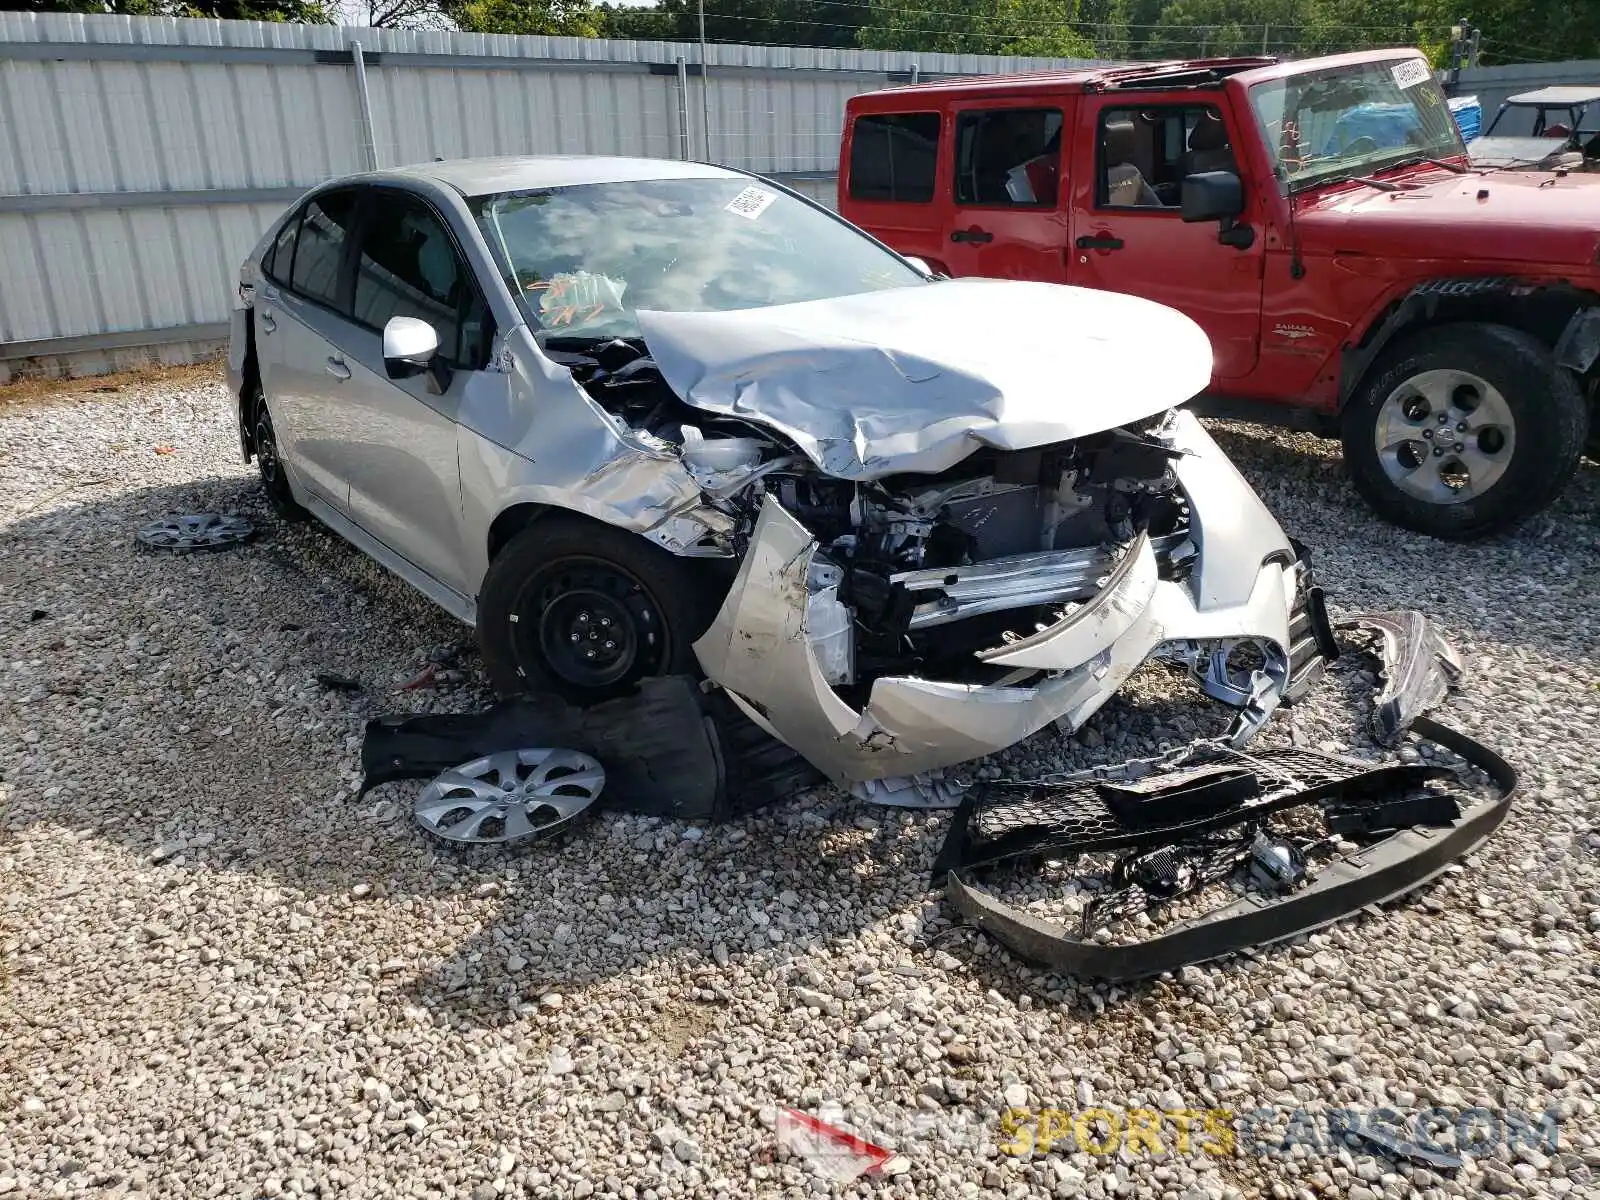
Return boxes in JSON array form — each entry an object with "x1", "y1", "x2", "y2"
[
  {"x1": 1076, "y1": 235, "x2": 1125, "y2": 251},
  {"x1": 951, "y1": 227, "x2": 994, "y2": 245},
  {"x1": 325, "y1": 356, "x2": 351, "y2": 381},
  {"x1": 259, "y1": 311, "x2": 276, "y2": 334}
]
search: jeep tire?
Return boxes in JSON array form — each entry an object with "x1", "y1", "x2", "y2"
[{"x1": 1341, "y1": 322, "x2": 1587, "y2": 540}]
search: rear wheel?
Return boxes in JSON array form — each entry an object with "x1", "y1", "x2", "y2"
[
  {"x1": 250, "y1": 384, "x2": 306, "y2": 522},
  {"x1": 1341, "y1": 323, "x2": 1587, "y2": 539},
  {"x1": 477, "y1": 516, "x2": 723, "y2": 702}
]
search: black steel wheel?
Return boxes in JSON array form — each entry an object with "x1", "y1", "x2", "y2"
[
  {"x1": 478, "y1": 516, "x2": 725, "y2": 702},
  {"x1": 251, "y1": 385, "x2": 306, "y2": 521}
]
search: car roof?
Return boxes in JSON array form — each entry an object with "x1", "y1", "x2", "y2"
[
  {"x1": 365, "y1": 155, "x2": 743, "y2": 197},
  {"x1": 847, "y1": 49, "x2": 1429, "y2": 108},
  {"x1": 848, "y1": 57, "x2": 1275, "y2": 105},
  {"x1": 1506, "y1": 86, "x2": 1600, "y2": 106}
]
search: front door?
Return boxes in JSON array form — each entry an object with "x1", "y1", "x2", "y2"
[
  {"x1": 941, "y1": 101, "x2": 1071, "y2": 282},
  {"x1": 1067, "y1": 98, "x2": 1264, "y2": 381},
  {"x1": 334, "y1": 188, "x2": 496, "y2": 598}
]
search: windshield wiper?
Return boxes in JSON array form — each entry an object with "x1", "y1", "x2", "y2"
[
  {"x1": 1383, "y1": 153, "x2": 1469, "y2": 174},
  {"x1": 1348, "y1": 176, "x2": 1403, "y2": 192}
]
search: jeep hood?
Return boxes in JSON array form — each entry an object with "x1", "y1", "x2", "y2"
[
  {"x1": 1296, "y1": 169, "x2": 1600, "y2": 267},
  {"x1": 635, "y1": 279, "x2": 1213, "y2": 480}
]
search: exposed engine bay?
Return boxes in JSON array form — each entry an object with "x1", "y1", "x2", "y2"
[{"x1": 552, "y1": 334, "x2": 1203, "y2": 702}]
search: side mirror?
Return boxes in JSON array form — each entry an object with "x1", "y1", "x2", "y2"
[
  {"x1": 1181, "y1": 171, "x2": 1245, "y2": 223},
  {"x1": 903, "y1": 255, "x2": 947, "y2": 280},
  {"x1": 383, "y1": 316, "x2": 439, "y2": 379}
]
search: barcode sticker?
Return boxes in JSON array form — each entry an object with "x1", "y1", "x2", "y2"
[
  {"x1": 1391, "y1": 59, "x2": 1433, "y2": 89},
  {"x1": 725, "y1": 185, "x2": 777, "y2": 220}
]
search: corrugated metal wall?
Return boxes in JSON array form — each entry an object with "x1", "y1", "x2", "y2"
[{"x1": 0, "y1": 13, "x2": 1110, "y2": 380}]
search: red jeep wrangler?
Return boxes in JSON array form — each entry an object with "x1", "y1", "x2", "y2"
[{"x1": 839, "y1": 50, "x2": 1600, "y2": 539}]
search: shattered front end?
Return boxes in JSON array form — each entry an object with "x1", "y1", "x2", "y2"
[{"x1": 692, "y1": 409, "x2": 1314, "y2": 788}]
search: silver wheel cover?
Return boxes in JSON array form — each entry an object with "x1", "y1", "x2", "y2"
[
  {"x1": 135, "y1": 513, "x2": 254, "y2": 552},
  {"x1": 414, "y1": 748, "x2": 605, "y2": 845},
  {"x1": 1373, "y1": 368, "x2": 1516, "y2": 506}
]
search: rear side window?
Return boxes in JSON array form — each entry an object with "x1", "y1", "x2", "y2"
[
  {"x1": 955, "y1": 108, "x2": 1063, "y2": 207},
  {"x1": 848, "y1": 112, "x2": 941, "y2": 203},
  {"x1": 291, "y1": 191, "x2": 358, "y2": 308},
  {"x1": 353, "y1": 193, "x2": 493, "y2": 370},
  {"x1": 262, "y1": 214, "x2": 299, "y2": 284}
]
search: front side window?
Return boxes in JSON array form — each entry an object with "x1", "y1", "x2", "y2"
[
  {"x1": 1097, "y1": 105, "x2": 1232, "y2": 209},
  {"x1": 290, "y1": 191, "x2": 358, "y2": 309},
  {"x1": 353, "y1": 194, "x2": 493, "y2": 369},
  {"x1": 954, "y1": 108, "x2": 1063, "y2": 207},
  {"x1": 1250, "y1": 58, "x2": 1465, "y2": 190},
  {"x1": 473, "y1": 176, "x2": 927, "y2": 343},
  {"x1": 848, "y1": 112, "x2": 941, "y2": 203}
]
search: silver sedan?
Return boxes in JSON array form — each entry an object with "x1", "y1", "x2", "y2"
[{"x1": 228, "y1": 155, "x2": 1307, "y2": 788}]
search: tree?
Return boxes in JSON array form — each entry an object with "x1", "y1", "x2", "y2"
[
  {"x1": 442, "y1": 0, "x2": 599, "y2": 36},
  {"x1": 858, "y1": 0, "x2": 1097, "y2": 58},
  {"x1": 595, "y1": 2, "x2": 869, "y2": 50}
]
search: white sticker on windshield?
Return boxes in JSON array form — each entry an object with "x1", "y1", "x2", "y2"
[
  {"x1": 726, "y1": 185, "x2": 777, "y2": 220},
  {"x1": 1391, "y1": 59, "x2": 1433, "y2": 89}
]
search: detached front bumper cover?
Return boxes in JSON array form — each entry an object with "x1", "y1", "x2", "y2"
[{"x1": 939, "y1": 612, "x2": 1513, "y2": 981}]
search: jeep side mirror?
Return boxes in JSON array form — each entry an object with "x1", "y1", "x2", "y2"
[
  {"x1": 1181, "y1": 171, "x2": 1245, "y2": 223},
  {"x1": 1181, "y1": 171, "x2": 1255, "y2": 250},
  {"x1": 383, "y1": 315, "x2": 451, "y2": 392}
]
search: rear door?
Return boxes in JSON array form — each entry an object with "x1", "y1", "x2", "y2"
[
  {"x1": 840, "y1": 109, "x2": 947, "y2": 270},
  {"x1": 334, "y1": 186, "x2": 496, "y2": 598},
  {"x1": 1065, "y1": 96, "x2": 1264, "y2": 381},
  {"x1": 940, "y1": 99, "x2": 1071, "y2": 282},
  {"x1": 258, "y1": 188, "x2": 363, "y2": 509}
]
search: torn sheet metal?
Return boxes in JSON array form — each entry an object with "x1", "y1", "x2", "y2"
[
  {"x1": 636, "y1": 280, "x2": 1214, "y2": 480},
  {"x1": 942, "y1": 716, "x2": 1515, "y2": 981}
]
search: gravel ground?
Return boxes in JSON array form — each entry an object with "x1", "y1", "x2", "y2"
[{"x1": 2, "y1": 370, "x2": 1599, "y2": 1200}]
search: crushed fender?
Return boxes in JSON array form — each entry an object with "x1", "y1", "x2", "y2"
[{"x1": 359, "y1": 675, "x2": 822, "y2": 822}]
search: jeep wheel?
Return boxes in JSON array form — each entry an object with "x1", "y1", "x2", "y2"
[
  {"x1": 1342, "y1": 323, "x2": 1587, "y2": 540},
  {"x1": 477, "y1": 516, "x2": 724, "y2": 703}
]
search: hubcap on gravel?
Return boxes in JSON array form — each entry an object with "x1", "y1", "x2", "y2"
[
  {"x1": 135, "y1": 513, "x2": 254, "y2": 553},
  {"x1": 1374, "y1": 369, "x2": 1516, "y2": 504},
  {"x1": 414, "y1": 749, "x2": 605, "y2": 845}
]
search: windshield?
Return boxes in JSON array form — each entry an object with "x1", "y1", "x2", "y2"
[
  {"x1": 1249, "y1": 58, "x2": 1465, "y2": 190},
  {"x1": 471, "y1": 176, "x2": 927, "y2": 341}
]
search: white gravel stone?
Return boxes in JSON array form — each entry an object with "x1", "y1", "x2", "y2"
[{"x1": 3, "y1": 375, "x2": 1598, "y2": 1198}]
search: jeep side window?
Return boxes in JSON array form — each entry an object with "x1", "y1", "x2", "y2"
[
  {"x1": 1097, "y1": 105, "x2": 1232, "y2": 209},
  {"x1": 954, "y1": 108, "x2": 1063, "y2": 207},
  {"x1": 848, "y1": 113, "x2": 941, "y2": 203}
]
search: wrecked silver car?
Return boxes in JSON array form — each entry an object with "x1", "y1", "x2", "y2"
[{"x1": 231, "y1": 156, "x2": 1314, "y2": 789}]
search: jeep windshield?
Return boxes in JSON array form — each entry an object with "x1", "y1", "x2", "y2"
[
  {"x1": 1249, "y1": 57, "x2": 1466, "y2": 191},
  {"x1": 472, "y1": 176, "x2": 927, "y2": 342}
]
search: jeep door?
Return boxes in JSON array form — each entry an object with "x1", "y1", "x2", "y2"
[
  {"x1": 1066, "y1": 96, "x2": 1265, "y2": 381},
  {"x1": 940, "y1": 97, "x2": 1074, "y2": 282}
]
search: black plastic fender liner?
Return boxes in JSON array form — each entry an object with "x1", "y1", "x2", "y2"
[
  {"x1": 359, "y1": 675, "x2": 823, "y2": 821},
  {"x1": 944, "y1": 717, "x2": 1515, "y2": 982}
]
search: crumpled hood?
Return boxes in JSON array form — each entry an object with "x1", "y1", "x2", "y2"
[{"x1": 635, "y1": 279, "x2": 1213, "y2": 480}]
